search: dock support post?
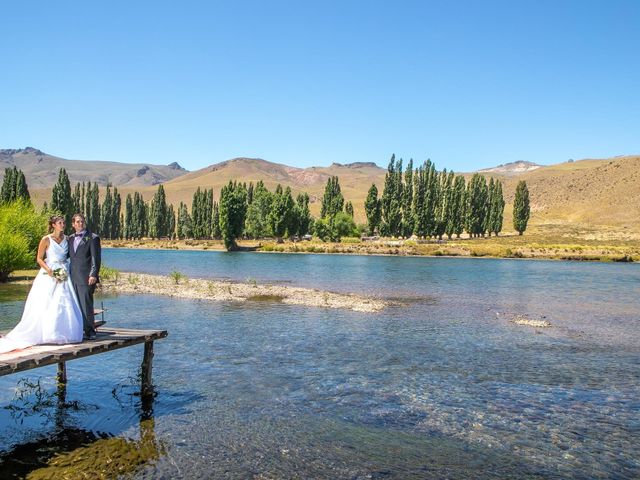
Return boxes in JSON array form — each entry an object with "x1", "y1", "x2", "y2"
[
  {"x1": 56, "y1": 362, "x2": 67, "y2": 405},
  {"x1": 141, "y1": 341, "x2": 154, "y2": 398},
  {"x1": 57, "y1": 362, "x2": 67, "y2": 385}
]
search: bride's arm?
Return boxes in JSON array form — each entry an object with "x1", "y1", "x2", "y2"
[{"x1": 36, "y1": 236, "x2": 53, "y2": 276}]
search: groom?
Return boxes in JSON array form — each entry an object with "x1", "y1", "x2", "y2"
[{"x1": 69, "y1": 213, "x2": 101, "y2": 340}]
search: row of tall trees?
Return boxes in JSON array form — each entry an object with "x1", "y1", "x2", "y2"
[
  {"x1": 48, "y1": 169, "x2": 123, "y2": 238},
  {"x1": 2, "y1": 165, "x2": 531, "y2": 249},
  {"x1": 0, "y1": 167, "x2": 30, "y2": 204},
  {"x1": 364, "y1": 156, "x2": 511, "y2": 239}
]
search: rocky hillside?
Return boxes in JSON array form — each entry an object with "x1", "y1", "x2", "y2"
[
  {"x1": 0, "y1": 147, "x2": 187, "y2": 188},
  {"x1": 479, "y1": 160, "x2": 541, "y2": 176}
]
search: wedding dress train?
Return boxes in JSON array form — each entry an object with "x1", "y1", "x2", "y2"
[{"x1": 0, "y1": 235, "x2": 84, "y2": 354}]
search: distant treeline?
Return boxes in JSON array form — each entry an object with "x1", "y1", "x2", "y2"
[
  {"x1": 1, "y1": 157, "x2": 531, "y2": 250},
  {"x1": 365, "y1": 155, "x2": 508, "y2": 239}
]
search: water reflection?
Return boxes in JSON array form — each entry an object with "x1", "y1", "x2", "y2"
[{"x1": 0, "y1": 379, "x2": 164, "y2": 479}]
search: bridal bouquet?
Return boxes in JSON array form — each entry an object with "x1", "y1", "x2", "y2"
[{"x1": 44, "y1": 266, "x2": 68, "y2": 282}]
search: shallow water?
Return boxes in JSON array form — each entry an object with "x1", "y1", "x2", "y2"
[{"x1": 0, "y1": 251, "x2": 638, "y2": 479}]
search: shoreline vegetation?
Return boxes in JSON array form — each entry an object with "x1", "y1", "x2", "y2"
[{"x1": 101, "y1": 233, "x2": 639, "y2": 263}]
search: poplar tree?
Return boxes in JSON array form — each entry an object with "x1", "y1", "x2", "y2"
[
  {"x1": 381, "y1": 155, "x2": 401, "y2": 236},
  {"x1": 441, "y1": 170, "x2": 456, "y2": 239},
  {"x1": 269, "y1": 184, "x2": 294, "y2": 242},
  {"x1": 345, "y1": 201, "x2": 354, "y2": 218},
  {"x1": 402, "y1": 159, "x2": 414, "y2": 237},
  {"x1": 85, "y1": 182, "x2": 100, "y2": 233},
  {"x1": 513, "y1": 180, "x2": 530, "y2": 235},
  {"x1": 211, "y1": 201, "x2": 221, "y2": 239},
  {"x1": 364, "y1": 184, "x2": 381, "y2": 235},
  {"x1": 149, "y1": 184, "x2": 168, "y2": 238},
  {"x1": 51, "y1": 168, "x2": 73, "y2": 231},
  {"x1": 72, "y1": 182, "x2": 82, "y2": 214},
  {"x1": 219, "y1": 181, "x2": 247, "y2": 250},
  {"x1": 247, "y1": 182, "x2": 254, "y2": 205},
  {"x1": 123, "y1": 194, "x2": 133, "y2": 239},
  {"x1": 111, "y1": 188, "x2": 122, "y2": 239},
  {"x1": 466, "y1": 174, "x2": 488, "y2": 237},
  {"x1": 15, "y1": 170, "x2": 29, "y2": 202},
  {"x1": 130, "y1": 192, "x2": 147, "y2": 239},
  {"x1": 177, "y1": 201, "x2": 192, "y2": 239},
  {"x1": 295, "y1": 192, "x2": 312, "y2": 237},
  {"x1": 80, "y1": 182, "x2": 86, "y2": 214},
  {"x1": 0, "y1": 167, "x2": 16, "y2": 204},
  {"x1": 101, "y1": 186, "x2": 113, "y2": 238},
  {"x1": 412, "y1": 165, "x2": 427, "y2": 237},
  {"x1": 245, "y1": 181, "x2": 273, "y2": 239},
  {"x1": 167, "y1": 204, "x2": 176, "y2": 239},
  {"x1": 490, "y1": 180, "x2": 505, "y2": 236},
  {"x1": 1, "y1": 167, "x2": 30, "y2": 204},
  {"x1": 450, "y1": 175, "x2": 467, "y2": 238},
  {"x1": 320, "y1": 176, "x2": 344, "y2": 219},
  {"x1": 485, "y1": 178, "x2": 495, "y2": 236},
  {"x1": 433, "y1": 170, "x2": 448, "y2": 240},
  {"x1": 191, "y1": 187, "x2": 202, "y2": 238},
  {"x1": 394, "y1": 158, "x2": 404, "y2": 236},
  {"x1": 422, "y1": 160, "x2": 438, "y2": 238}
]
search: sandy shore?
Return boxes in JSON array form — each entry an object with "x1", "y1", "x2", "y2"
[{"x1": 99, "y1": 272, "x2": 387, "y2": 313}]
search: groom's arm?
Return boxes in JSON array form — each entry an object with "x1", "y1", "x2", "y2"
[{"x1": 89, "y1": 234, "x2": 102, "y2": 283}]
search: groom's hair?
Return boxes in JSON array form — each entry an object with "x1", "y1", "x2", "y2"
[{"x1": 72, "y1": 213, "x2": 86, "y2": 223}]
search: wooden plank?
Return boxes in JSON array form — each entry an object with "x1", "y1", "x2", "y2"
[{"x1": 0, "y1": 328, "x2": 168, "y2": 377}]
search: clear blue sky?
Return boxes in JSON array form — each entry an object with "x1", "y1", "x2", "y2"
[{"x1": 1, "y1": 0, "x2": 638, "y2": 172}]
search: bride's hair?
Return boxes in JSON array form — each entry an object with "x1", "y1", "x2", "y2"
[{"x1": 48, "y1": 215, "x2": 65, "y2": 233}]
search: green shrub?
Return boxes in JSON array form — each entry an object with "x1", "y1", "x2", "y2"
[
  {"x1": 169, "y1": 271, "x2": 186, "y2": 284},
  {"x1": 100, "y1": 265, "x2": 120, "y2": 283},
  {"x1": 0, "y1": 201, "x2": 47, "y2": 282},
  {"x1": 0, "y1": 232, "x2": 32, "y2": 282},
  {"x1": 314, "y1": 219, "x2": 331, "y2": 242},
  {"x1": 340, "y1": 237, "x2": 361, "y2": 244}
]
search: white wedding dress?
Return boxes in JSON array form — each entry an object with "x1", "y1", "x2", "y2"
[{"x1": 0, "y1": 235, "x2": 84, "y2": 354}]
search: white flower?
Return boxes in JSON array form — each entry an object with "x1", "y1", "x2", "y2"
[{"x1": 52, "y1": 266, "x2": 68, "y2": 283}]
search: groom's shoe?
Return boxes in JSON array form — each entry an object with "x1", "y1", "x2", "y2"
[{"x1": 84, "y1": 331, "x2": 97, "y2": 341}]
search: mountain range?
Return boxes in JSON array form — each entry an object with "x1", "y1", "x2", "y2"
[
  {"x1": 0, "y1": 147, "x2": 186, "y2": 188},
  {"x1": 2, "y1": 147, "x2": 639, "y2": 238}
]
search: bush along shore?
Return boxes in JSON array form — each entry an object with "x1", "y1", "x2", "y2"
[
  {"x1": 101, "y1": 234, "x2": 639, "y2": 263},
  {"x1": 99, "y1": 272, "x2": 387, "y2": 313}
]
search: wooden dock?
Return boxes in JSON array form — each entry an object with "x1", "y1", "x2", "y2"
[{"x1": 0, "y1": 328, "x2": 168, "y2": 397}]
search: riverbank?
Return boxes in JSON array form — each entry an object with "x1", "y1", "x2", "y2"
[{"x1": 102, "y1": 232, "x2": 639, "y2": 262}]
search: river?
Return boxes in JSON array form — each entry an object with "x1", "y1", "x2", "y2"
[{"x1": 0, "y1": 250, "x2": 638, "y2": 478}]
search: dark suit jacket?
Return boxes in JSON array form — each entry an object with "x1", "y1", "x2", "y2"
[{"x1": 69, "y1": 230, "x2": 101, "y2": 284}]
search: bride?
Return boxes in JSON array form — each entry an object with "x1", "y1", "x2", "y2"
[{"x1": 0, "y1": 216, "x2": 84, "y2": 354}]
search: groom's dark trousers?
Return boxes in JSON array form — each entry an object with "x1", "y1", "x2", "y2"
[{"x1": 69, "y1": 230, "x2": 101, "y2": 336}]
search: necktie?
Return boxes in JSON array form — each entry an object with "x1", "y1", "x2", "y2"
[{"x1": 74, "y1": 232, "x2": 84, "y2": 252}]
